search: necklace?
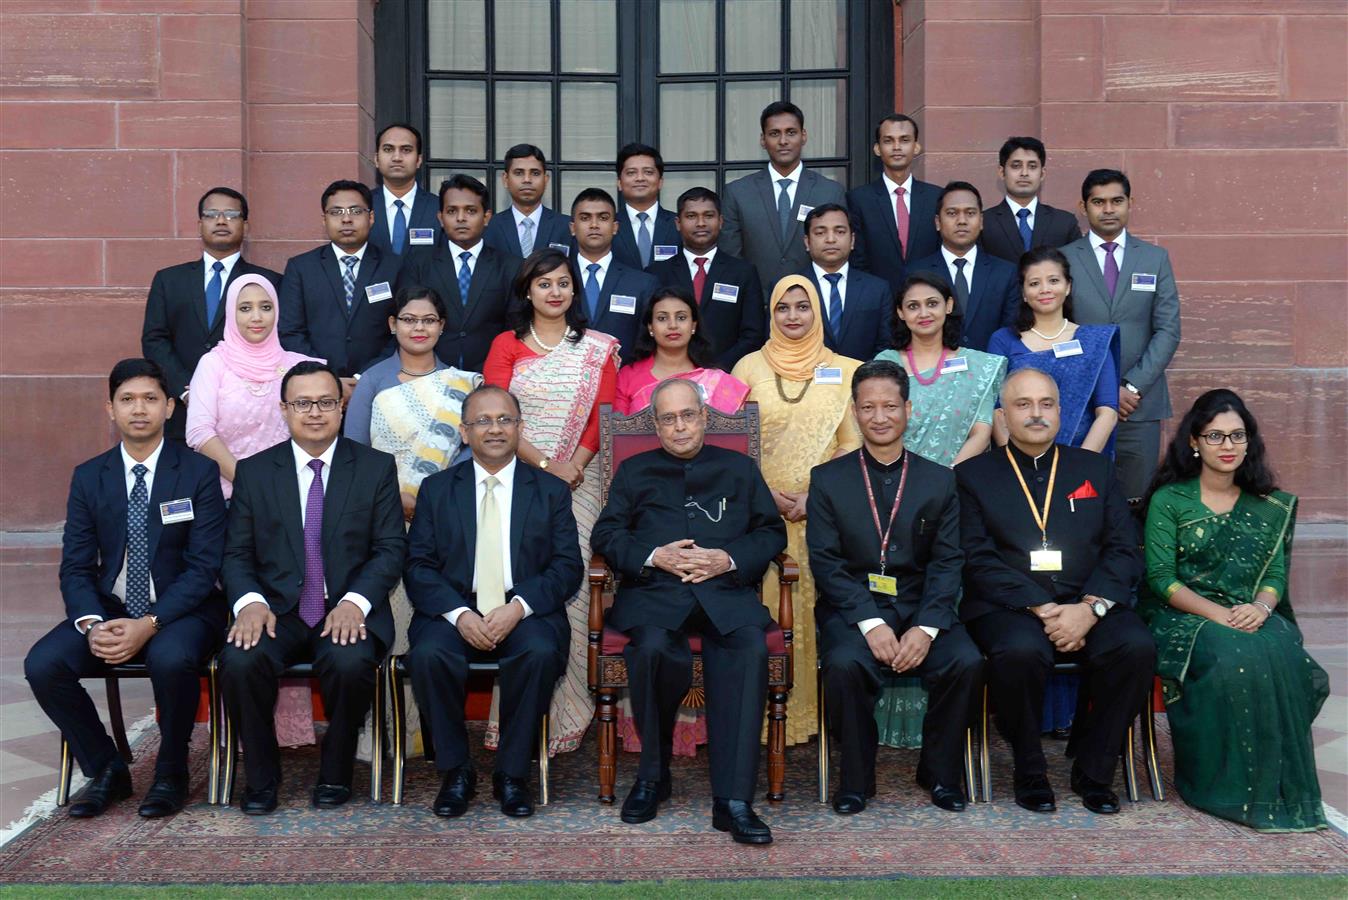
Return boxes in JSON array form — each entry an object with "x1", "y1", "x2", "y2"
[
  {"x1": 529, "y1": 321, "x2": 569, "y2": 352},
  {"x1": 400, "y1": 366, "x2": 435, "y2": 378},
  {"x1": 906, "y1": 346, "x2": 949, "y2": 386},
  {"x1": 1029, "y1": 319, "x2": 1070, "y2": 341},
  {"x1": 774, "y1": 374, "x2": 811, "y2": 404}
]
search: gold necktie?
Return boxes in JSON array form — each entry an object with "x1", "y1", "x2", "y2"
[{"x1": 475, "y1": 475, "x2": 506, "y2": 613}]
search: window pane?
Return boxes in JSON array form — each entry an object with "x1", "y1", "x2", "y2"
[
  {"x1": 428, "y1": 80, "x2": 487, "y2": 160},
  {"x1": 812, "y1": 166, "x2": 848, "y2": 191},
  {"x1": 561, "y1": 82, "x2": 617, "y2": 162},
  {"x1": 495, "y1": 0, "x2": 551, "y2": 72},
  {"x1": 428, "y1": 0, "x2": 486, "y2": 70},
  {"x1": 659, "y1": 169, "x2": 716, "y2": 210},
  {"x1": 557, "y1": 171, "x2": 609, "y2": 216},
  {"x1": 428, "y1": 167, "x2": 490, "y2": 206},
  {"x1": 660, "y1": 0, "x2": 715, "y2": 74},
  {"x1": 724, "y1": 81, "x2": 779, "y2": 162},
  {"x1": 660, "y1": 83, "x2": 715, "y2": 162},
  {"x1": 560, "y1": 0, "x2": 616, "y2": 73},
  {"x1": 722, "y1": 168, "x2": 759, "y2": 195},
  {"x1": 725, "y1": 0, "x2": 780, "y2": 72},
  {"x1": 790, "y1": 0, "x2": 846, "y2": 69},
  {"x1": 495, "y1": 81, "x2": 553, "y2": 161},
  {"x1": 792, "y1": 78, "x2": 846, "y2": 159}
]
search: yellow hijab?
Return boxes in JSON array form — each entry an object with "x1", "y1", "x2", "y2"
[{"x1": 761, "y1": 274, "x2": 833, "y2": 382}]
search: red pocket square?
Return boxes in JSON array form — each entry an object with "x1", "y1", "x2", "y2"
[{"x1": 1067, "y1": 480, "x2": 1099, "y2": 501}]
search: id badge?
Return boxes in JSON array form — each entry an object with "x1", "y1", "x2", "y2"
[
  {"x1": 711, "y1": 282, "x2": 739, "y2": 303},
  {"x1": 653, "y1": 244, "x2": 678, "y2": 262},
  {"x1": 1052, "y1": 339, "x2": 1083, "y2": 358},
  {"x1": 159, "y1": 498, "x2": 195, "y2": 524},
  {"x1": 813, "y1": 366, "x2": 843, "y2": 385},
  {"x1": 1131, "y1": 273, "x2": 1157, "y2": 293},
  {"x1": 868, "y1": 573, "x2": 898, "y2": 596},
  {"x1": 365, "y1": 281, "x2": 393, "y2": 303},
  {"x1": 796, "y1": 204, "x2": 814, "y2": 222},
  {"x1": 941, "y1": 356, "x2": 968, "y2": 374},
  {"x1": 548, "y1": 242, "x2": 571, "y2": 256},
  {"x1": 1030, "y1": 549, "x2": 1063, "y2": 572},
  {"x1": 609, "y1": 294, "x2": 637, "y2": 314},
  {"x1": 408, "y1": 228, "x2": 435, "y2": 246}
]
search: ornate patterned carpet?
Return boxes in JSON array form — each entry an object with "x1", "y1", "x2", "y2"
[{"x1": 2, "y1": 719, "x2": 1345, "y2": 885}]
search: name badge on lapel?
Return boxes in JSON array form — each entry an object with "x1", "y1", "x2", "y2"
[
  {"x1": 653, "y1": 244, "x2": 678, "y2": 262},
  {"x1": 941, "y1": 356, "x2": 969, "y2": 374},
  {"x1": 408, "y1": 228, "x2": 435, "y2": 246},
  {"x1": 548, "y1": 242, "x2": 571, "y2": 256},
  {"x1": 868, "y1": 573, "x2": 898, "y2": 596},
  {"x1": 796, "y1": 204, "x2": 815, "y2": 222},
  {"x1": 609, "y1": 294, "x2": 637, "y2": 314},
  {"x1": 711, "y1": 282, "x2": 739, "y2": 303},
  {"x1": 813, "y1": 366, "x2": 843, "y2": 385},
  {"x1": 365, "y1": 282, "x2": 393, "y2": 304},
  {"x1": 159, "y1": 499, "x2": 194, "y2": 524},
  {"x1": 1052, "y1": 340, "x2": 1083, "y2": 358},
  {"x1": 1131, "y1": 273, "x2": 1157, "y2": 292}
]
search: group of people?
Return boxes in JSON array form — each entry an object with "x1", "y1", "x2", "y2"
[{"x1": 24, "y1": 103, "x2": 1327, "y2": 845}]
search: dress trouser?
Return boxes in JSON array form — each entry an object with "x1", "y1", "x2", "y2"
[{"x1": 1114, "y1": 418, "x2": 1162, "y2": 501}]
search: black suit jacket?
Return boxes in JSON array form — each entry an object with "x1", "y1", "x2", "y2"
[
  {"x1": 799, "y1": 265, "x2": 893, "y2": 362},
  {"x1": 847, "y1": 177, "x2": 942, "y2": 293},
  {"x1": 906, "y1": 251, "x2": 1020, "y2": 353},
  {"x1": 141, "y1": 257, "x2": 282, "y2": 438},
  {"x1": 483, "y1": 206, "x2": 575, "y2": 258},
  {"x1": 59, "y1": 441, "x2": 227, "y2": 630},
  {"x1": 648, "y1": 250, "x2": 765, "y2": 370},
  {"x1": 954, "y1": 444, "x2": 1141, "y2": 623},
  {"x1": 277, "y1": 243, "x2": 405, "y2": 377},
  {"x1": 396, "y1": 244, "x2": 522, "y2": 371},
  {"x1": 612, "y1": 203, "x2": 681, "y2": 271},
  {"x1": 369, "y1": 185, "x2": 443, "y2": 257},
  {"x1": 579, "y1": 258, "x2": 660, "y2": 365},
  {"x1": 403, "y1": 459, "x2": 582, "y2": 648},
  {"x1": 222, "y1": 438, "x2": 406, "y2": 648},
  {"x1": 979, "y1": 200, "x2": 1082, "y2": 264},
  {"x1": 592, "y1": 445, "x2": 787, "y2": 635},
  {"x1": 807, "y1": 449, "x2": 962, "y2": 631}
]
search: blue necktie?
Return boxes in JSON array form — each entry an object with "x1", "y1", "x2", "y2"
[
  {"x1": 125, "y1": 464, "x2": 151, "y2": 619},
  {"x1": 205, "y1": 260, "x2": 224, "y2": 327},
  {"x1": 777, "y1": 178, "x2": 793, "y2": 241},
  {"x1": 458, "y1": 251, "x2": 473, "y2": 303},
  {"x1": 1017, "y1": 207, "x2": 1032, "y2": 252},
  {"x1": 824, "y1": 272, "x2": 843, "y2": 338},
  {"x1": 341, "y1": 255, "x2": 359, "y2": 314},
  {"x1": 584, "y1": 263, "x2": 601, "y2": 321},
  {"x1": 392, "y1": 198, "x2": 408, "y2": 254},
  {"x1": 636, "y1": 211, "x2": 652, "y2": 267},
  {"x1": 952, "y1": 258, "x2": 969, "y2": 314}
]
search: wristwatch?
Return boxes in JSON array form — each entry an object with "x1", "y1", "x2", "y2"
[
  {"x1": 148, "y1": 614, "x2": 162, "y2": 631},
  {"x1": 1085, "y1": 599, "x2": 1108, "y2": 619},
  {"x1": 538, "y1": 458, "x2": 550, "y2": 471},
  {"x1": 1122, "y1": 380, "x2": 1141, "y2": 397}
]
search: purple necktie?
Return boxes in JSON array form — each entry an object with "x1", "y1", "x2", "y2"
[
  {"x1": 1101, "y1": 241, "x2": 1120, "y2": 297},
  {"x1": 299, "y1": 458, "x2": 326, "y2": 627}
]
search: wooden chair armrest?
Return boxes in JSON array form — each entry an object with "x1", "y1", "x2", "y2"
[
  {"x1": 769, "y1": 552, "x2": 797, "y2": 638},
  {"x1": 770, "y1": 552, "x2": 799, "y2": 583}
]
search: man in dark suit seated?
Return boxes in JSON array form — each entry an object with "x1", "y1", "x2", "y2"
[
  {"x1": 591, "y1": 379, "x2": 787, "y2": 845},
  {"x1": 956, "y1": 368, "x2": 1155, "y2": 816},
  {"x1": 797, "y1": 203, "x2": 893, "y2": 361},
  {"x1": 25, "y1": 359, "x2": 227, "y2": 819},
  {"x1": 482, "y1": 143, "x2": 574, "y2": 259},
  {"x1": 218, "y1": 361, "x2": 406, "y2": 814},
  {"x1": 979, "y1": 136, "x2": 1082, "y2": 265},
  {"x1": 648, "y1": 187, "x2": 764, "y2": 370},
  {"x1": 277, "y1": 181, "x2": 404, "y2": 399},
  {"x1": 570, "y1": 187, "x2": 660, "y2": 365},
  {"x1": 808, "y1": 360, "x2": 983, "y2": 816},
  {"x1": 612, "y1": 142, "x2": 680, "y2": 271},
  {"x1": 403, "y1": 385, "x2": 582, "y2": 818},
  {"x1": 141, "y1": 187, "x2": 281, "y2": 440},
  {"x1": 907, "y1": 181, "x2": 1020, "y2": 352},
  {"x1": 395, "y1": 174, "x2": 521, "y2": 371},
  {"x1": 369, "y1": 122, "x2": 443, "y2": 257}
]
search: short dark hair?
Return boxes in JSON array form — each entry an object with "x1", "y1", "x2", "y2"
[
  {"x1": 198, "y1": 187, "x2": 248, "y2": 221},
  {"x1": 281, "y1": 360, "x2": 343, "y2": 402},
  {"x1": 851, "y1": 359, "x2": 910, "y2": 402},
  {"x1": 392, "y1": 284, "x2": 448, "y2": 320},
  {"x1": 507, "y1": 249, "x2": 587, "y2": 343},
  {"x1": 676, "y1": 186, "x2": 721, "y2": 214},
  {"x1": 874, "y1": 114, "x2": 919, "y2": 145},
  {"x1": 999, "y1": 136, "x2": 1046, "y2": 168},
  {"x1": 803, "y1": 202, "x2": 856, "y2": 233},
  {"x1": 438, "y1": 173, "x2": 490, "y2": 209},
  {"x1": 1081, "y1": 168, "x2": 1131, "y2": 203},
  {"x1": 760, "y1": 100, "x2": 804, "y2": 132},
  {"x1": 376, "y1": 122, "x2": 423, "y2": 157},
  {"x1": 630, "y1": 286, "x2": 714, "y2": 368},
  {"x1": 1014, "y1": 246, "x2": 1075, "y2": 331},
  {"x1": 571, "y1": 187, "x2": 617, "y2": 214},
  {"x1": 891, "y1": 273, "x2": 962, "y2": 352},
  {"x1": 463, "y1": 383, "x2": 522, "y2": 419},
  {"x1": 321, "y1": 179, "x2": 373, "y2": 212},
  {"x1": 617, "y1": 142, "x2": 664, "y2": 177},
  {"x1": 937, "y1": 180, "x2": 983, "y2": 211},
  {"x1": 503, "y1": 143, "x2": 548, "y2": 169},
  {"x1": 109, "y1": 358, "x2": 169, "y2": 401}
]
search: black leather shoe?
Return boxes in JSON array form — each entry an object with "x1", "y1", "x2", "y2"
[
  {"x1": 432, "y1": 766, "x2": 477, "y2": 818},
  {"x1": 1071, "y1": 768, "x2": 1120, "y2": 815},
  {"x1": 312, "y1": 783, "x2": 352, "y2": 809},
  {"x1": 1013, "y1": 773, "x2": 1057, "y2": 813},
  {"x1": 68, "y1": 760, "x2": 131, "y2": 818},
  {"x1": 240, "y1": 784, "x2": 278, "y2": 815},
  {"x1": 492, "y1": 772, "x2": 534, "y2": 818},
  {"x1": 137, "y1": 774, "x2": 188, "y2": 818},
  {"x1": 831, "y1": 791, "x2": 867, "y2": 815},
  {"x1": 621, "y1": 777, "x2": 672, "y2": 823},
  {"x1": 929, "y1": 783, "x2": 967, "y2": 812},
  {"x1": 711, "y1": 798, "x2": 773, "y2": 845}
]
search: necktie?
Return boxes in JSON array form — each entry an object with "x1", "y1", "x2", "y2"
[
  {"x1": 341, "y1": 255, "x2": 359, "y2": 314},
  {"x1": 824, "y1": 272, "x2": 843, "y2": 338},
  {"x1": 1017, "y1": 207, "x2": 1033, "y2": 252},
  {"x1": 392, "y1": 199, "x2": 408, "y2": 254},
  {"x1": 636, "y1": 211, "x2": 653, "y2": 267},
  {"x1": 475, "y1": 475, "x2": 506, "y2": 614},
  {"x1": 1101, "y1": 241, "x2": 1120, "y2": 297},
  {"x1": 124, "y1": 464, "x2": 151, "y2": 619},
  {"x1": 299, "y1": 459, "x2": 326, "y2": 627},
  {"x1": 952, "y1": 258, "x2": 970, "y2": 313},
  {"x1": 457, "y1": 251, "x2": 473, "y2": 302},
  {"x1": 519, "y1": 217, "x2": 536, "y2": 257},
  {"x1": 777, "y1": 178, "x2": 793, "y2": 242},
  {"x1": 894, "y1": 186, "x2": 909, "y2": 256},
  {"x1": 205, "y1": 260, "x2": 224, "y2": 328},
  {"x1": 584, "y1": 262, "x2": 601, "y2": 321},
  {"x1": 693, "y1": 257, "x2": 709, "y2": 303}
]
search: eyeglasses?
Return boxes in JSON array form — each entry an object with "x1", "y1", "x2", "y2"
[
  {"x1": 324, "y1": 206, "x2": 370, "y2": 218},
  {"x1": 465, "y1": 415, "x2": 521, "y2": 429},
  {"x1": 655, "y1": 409, "x2": 702, "y2": 427},
  {"x1": 285, "y1": 398, "x2": 340, "y2": 413},
  {"x1": 201, "y1": 209, "x2": 244, "y2": 221},
  {"x1": 396, "y1": 315, "x2": 442, "y2": 328},
  {"x1": 1199, "y1": 430, "x2": 1248, "y2": 446}
]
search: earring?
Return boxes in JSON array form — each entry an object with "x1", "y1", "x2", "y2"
[{"x1": 1192, "y1": 448, "x2": 1200, "y2": 457}]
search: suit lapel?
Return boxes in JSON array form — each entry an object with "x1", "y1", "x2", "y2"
[
  {"x1": 967, "y1": 255, "x2": 991, "y2": 324},
  {"x1": 455, "y1": 464, "x2": 478, "y2": 561},
  {"x1": 273, "y1": 445, "x2": 304, "y2": 574},
  {"x1": 992, "y1": 204, "x2": 1022, "y2": 253},
  {"x1": 614, "y1": 211, "x2": 639, "y2": 264},
  {"x1": 496, "y1": 209, "x2": 525, "y2": 257},
  {"x1": 317, "y1": 245, "x2": 351, "y2": 322},
  {"x1": 509, "y1": 465, "x2": 533, "y2": 570},
  {"x1": 1029, "y1": 203, "x2": 1052, "y2": 245},
  {"x1": 145, "y1": 442, "x2": 181, "y2": 563},
  {"x1": 412, "y1": 190, "x2": 438, "y2": 228},
  {"x1": 755, "y1": 172, "x2": 784, "y2": 252},
  {"x1": 871, "y1": 180, "x2": 905, "y2": 260},
  {"x1": 189, "y1": 259, "x2": 210, "y2": 334},
  {"x1": 1075, "y1": 241, "x2": 1111, "y2": 308},
  {"x1": 1114, "y1": 236, "x2": 1144, "y2": 306},
  {"x1": 461, "y1": 247, "x2": 490, "y2": 324},
  {"x1": 699, "y1": 254, "x2": 724, "y2": 306},
  {"x1": 320, "y1": 439, "x2": 357, "y2": 552},
  {"x1": 100, "y1": 450, "x2": 128, "y2": 570}
]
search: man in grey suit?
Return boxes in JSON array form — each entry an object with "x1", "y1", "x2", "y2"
[
  {"x1": 721, "y1": 101, "x2": 846, "y2": 303},
  {"x1": 1061, "y1": 169, "x2": 1181, "y2": 500}
]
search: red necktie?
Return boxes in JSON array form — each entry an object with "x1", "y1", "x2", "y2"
[
  {"x1": 894, "y1": 186, "x2": 909, "y2": 257},
  {"x1": 693, "y1": 257, "x2": 709, "y2": 303}
]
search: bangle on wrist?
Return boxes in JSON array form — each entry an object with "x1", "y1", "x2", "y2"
[{"x1": 1253, "y1": 600, "x2": 1273, "y2": 616}]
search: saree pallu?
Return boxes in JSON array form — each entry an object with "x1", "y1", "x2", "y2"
[
  {"x1": 618, "y1": 362, "x2": 750, "y2": 416},
  {"x1": 1003, "y1": 325, "x2": 1121, "y2": 454}
]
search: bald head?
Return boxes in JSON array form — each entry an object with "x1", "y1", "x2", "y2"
[
  {"x1": 1000, "y1": 367, "x2": 1059, "y2": 407},
  {"x1": 1001, "y1": 367, "x2": 1061, "y2": 453}
]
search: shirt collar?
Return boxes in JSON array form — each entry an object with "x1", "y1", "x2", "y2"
[
  {"x1": 1005, "y1": 195, "x2": 1039, "y2": 216},
  {"x1": 684, "y1": 246, "x2": 718, "y2": 266},
  {"x1": 812, "y1": 261, "x2": 849, "y2": 282},
  {"x1": 768, "y1": 161, "x2": 804, "y2": 185},
  {"x1": 882, "y1": 171, "x2": 913, "y2": 196},
  {"x1": 941, "y1": 243, "x2": 978, "y2": 265},
  {"x1": 330, "y1": 242, "x2": 368, "y2": 263},
  {"x1": 1007, "y1": 441, "x2": 1055, "y2": 471},
  {"x1": 861, "y1": 445, "x2": 905, "y2": 471},
  {"x1": 203, "y1": 250, "x2": 241, "y2": 273},
  {"x1": 120, "y1": 439, "x2": 166, "y2": 478},
  {"x1": 292, "y1": 438, "x2": 338, "y2": 476},
  {"x1": 447, "y1": 238, "x2": 484, "y2": 259},
  {"x1": 472, "y1": 456, "x2": 517, "y2": 490},
  {"x1": 512, "y1": 205, "x2": 543, "y2": 228},
  {"x1": 1089, "y1": 228, "x2": 1128, "y2": 250},
  {"x1": 626, "y1": 202, "x2": 659, "y2": 227},
  {"x1": 383, "y1": 183, "x2": 416, "y2": 214},
  {"x1": 578, "y1": 250, "x2": 613, "y2": 273}
]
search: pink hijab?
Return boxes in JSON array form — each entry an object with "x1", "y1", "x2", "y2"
[{"x1": 216, "y1": 274, "x2": 322, "y2": 382}]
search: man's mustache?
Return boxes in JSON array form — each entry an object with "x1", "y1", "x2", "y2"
[{"x1": 1023, "y1": 417, "x2": 1051, "y2": 428}]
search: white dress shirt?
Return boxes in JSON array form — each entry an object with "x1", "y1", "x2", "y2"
[
  {"x1": 812, "y1": 261, "x2": 851, "y2": 316},
  {"x1": 446, "y1": 458, "x2": 533, "y2": 626},
  {"x1": 625, "y1": 203, "x2": 660, "y2": 238},
  {"x1": 882, "y1": 171, "x2": 913, "y2": 219},
  {"x1": 512, "y1": 205, "x2": 543, "y2": 245},
  {"x1": 382, "y1": 184, "x2": 418, "y2": 242},
  {"x1": 768, "y1": 161, "x2": 804, "y2": 209},
  {"x1": 447, "y1": 238, "x2": 484, "y2": 276},
  {"x1": 940, "y1": 243, "x2": 979, "y2": 295},
  {"x1": 1089, "y1": 227, "x2": 1128, "y2": 278},
  {"x1": 202, "y1": 251, "x2": 240, "y2": 293},
  {"x1": 577, "y1": 250, "x2": 614, "y2": 292},
  {"x1": 329, "y1": 240, "x2": 368, "y2": 279},
  {"x1": 1005, "y1": 194, "x2": 1039, "y2": 232}
]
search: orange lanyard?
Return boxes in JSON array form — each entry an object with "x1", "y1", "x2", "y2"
[{"x1": 1006, "y1": 446, "x2": 1058, "y2": 550}]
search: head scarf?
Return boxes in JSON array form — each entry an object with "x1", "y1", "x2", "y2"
[
  {"x1": 216, "y1": 274, "x2": 322, "y2": 382},
  {"x1": 760, "y1": 274, "x2": 833, "y2": 382}
]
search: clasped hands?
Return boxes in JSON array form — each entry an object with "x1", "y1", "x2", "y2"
[
  {"x1": 864, "y1": 623, "x2": 932, "y2": 674},
  {"x1": 652, "y1": 538, "x2": 732, "y2": 583},
  {"x1": 1223, "y1": 602, "x2": 1269, "y2": 633},
  {"x1": 227, "y1": 599, "x2": 368, "y2": 650},
  {"x1": 86, "y1": 617, "x2": 157, "y2": 665},
  {"x1": 1032, "y1": 600, "x2": 1100, "y2": 653},
  {"x1": 772, "y1": 489, "x2": 807, "y2": 523},
  {"x1": 455, "y1": 599, "x2": 526, "y2": 651}
]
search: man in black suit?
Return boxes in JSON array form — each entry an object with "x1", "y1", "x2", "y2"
[
  {"x1": 648, "y1": 187, "x2": 764, "y2": 370},
  {"x1": 404, "y1": 385, "x2": 582, "y2": 818},
  {"x1": 592, "y1": 379, "x2": 787, "y2": 845},
  {"x1": 141, "y1": 187, "x2": 281, "y2": 439},
  {"x1": 980, "y1": 136, "x2": 1082, "y2": 265},
  {"x1": 907, "y1": 181, "x2": 1020, "y2": 353},
  {"x1": 848, "y1": 115, "x2": 942, "y2": 294},
  {"x1": 808, "y1": 360, "x2": 982, "y2": 815},
  {"x1": 25, "y1": 359, "x2": 226, "y2": 819},
  {"x1": 956, "y1": 367, "x2": 1154, "y2": 815},
  {"x1": 218, "y1": 361, "x2": 405, "y2": 814},
  {"x1": 395, "y1": 174, "x2": 520, "y2": 371},
  {"x1": 278, "y1": 180, "x2": 404, "y2": 398},
  {"x1": 570, "y1": 187, "x2": 659, "y2": 364},
  {"x1": 797, "y1": 203, "x2": 893, "y2": 361},
  {"x1": 482, "y1": 143, "x2": 574, "y2": 259},
  {"x1": 612, "y1": 142, "x2": 680, "y2": 271},
  {"x1": 370, "y1": 122, "x2": 442, "y2": 257}
]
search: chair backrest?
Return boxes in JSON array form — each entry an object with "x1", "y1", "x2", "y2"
[{"x1": 598, "y1": 402, "x2": 762, "y2": 505}]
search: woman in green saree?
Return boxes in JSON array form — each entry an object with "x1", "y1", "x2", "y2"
[{"x1": 1142, "y1": 389, "x2": 1328, "y2": 832}]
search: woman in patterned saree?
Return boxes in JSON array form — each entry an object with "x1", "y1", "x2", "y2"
[
  {"x1": 1142, "y1": 389, "x2": 1327, "y2": 832},
  {"x1": 483, "y1": 248, "x2": 619, "y2": 756}
]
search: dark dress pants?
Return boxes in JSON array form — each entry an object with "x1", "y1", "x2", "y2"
[
  {"x1": 406, "y1": 614, "x2": 564, "y2": 778},
  {"x1": 1115, "y1": 418, "x2": 1161, "y2": 501},
  {"x1": 623, "y1": 603, "x2": 767, "y2": 800},
  {"x1": 217, "y1": 612, "x2": 385, "y2": 790},
  {"x1": 966, "y1": 605, "x2": 1156, "y2": 784},
  {"x1": 25, "y1": 615, "x2": 219, "y2": 779},
  {"x1": 819, "y1": 605, "x2": 983, "y2": 794}
]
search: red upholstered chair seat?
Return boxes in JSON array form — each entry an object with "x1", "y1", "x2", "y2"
[{"x1": 600, "y1": 622, "x2": 788, "y2": 656}]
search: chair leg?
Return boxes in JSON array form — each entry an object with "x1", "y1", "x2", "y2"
[
  {"x1": 390, "y1": 662, "x2": 406, "y2": 806},
  {"x1": 56, "y1": 737, "x2": 73, "y2": 807},
  {"x1": 766, "y1": 688, "x2": 787, "y2": 802},
  {"x1": 370, "y1": 661, "x2": 385, "y2": 804},
  {"x1": 1122, "y1": 722, "x2": 1140, "y2": 802},
  {"x1": 596, "y1": 690, "x2": 617, "y2": 804},
  {"x1": 816, "y1": 668, "x2": 828, "y2": 804},
  {"x1": 538, "y1": 714, "x2": 550, "y2": 807},
  {"x1": 963, "y1": 727, "x2": 977, "y2": 803},
  {"x1": 207, "y1": 662, "x2": 221, "y2": 806},
  {"x1": 106, "y1": 678, "x2": 132, "y2": 764},
  {"x1": 979, "y1": 684, "x2": 991, "y2": 803},
  {"x1": 220, "y1": 705, "x2": 237, "y2": 806},
  {"x1": 1143, "y1": 700, "x2": 1165, "y2": 801}
]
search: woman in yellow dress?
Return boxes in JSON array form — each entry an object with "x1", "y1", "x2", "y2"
[{"x1": 732, "y1": 274, "x2": 863, "y2": 744}]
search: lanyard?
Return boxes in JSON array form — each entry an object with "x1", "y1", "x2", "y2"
[
  {"x1": 1006, "y1": 445, "x2": 1058, "y2": 550},
  {"x1": 858, "y1": 449, "x2": 909, "y2": 575}
]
